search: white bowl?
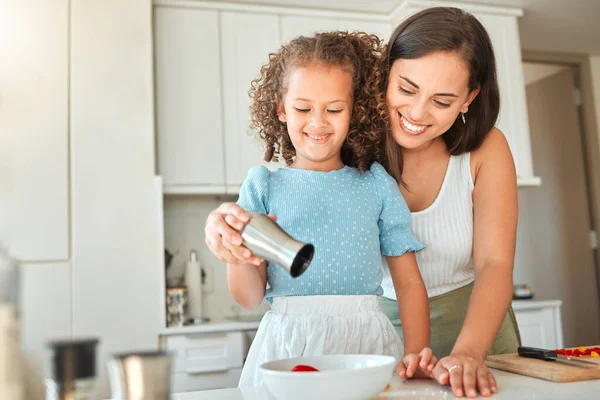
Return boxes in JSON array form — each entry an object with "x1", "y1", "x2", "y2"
[{"x1": 259, "y1": 354, "x2": 397, "y2": 400}]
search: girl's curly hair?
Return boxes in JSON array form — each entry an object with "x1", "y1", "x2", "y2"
[{"x1": 248, "y1": 31, "x2": 389, "y2": 172}]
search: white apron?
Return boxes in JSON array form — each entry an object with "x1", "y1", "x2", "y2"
[{"x1": 238, "y1": 295, "x2": 403, "y2": 387}]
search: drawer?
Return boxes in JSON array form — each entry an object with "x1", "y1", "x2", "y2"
[
  {"x1": 170, "y1": 368, "x2": 242, "y2": 393},
  {"x1": 165, "y1": 331, "x2": 245, "y2": 374}
]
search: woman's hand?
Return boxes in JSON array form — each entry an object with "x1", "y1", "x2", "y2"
[
  {"x1": 204, "y1": 203, "x2": 276, "y2": 266},
  {"x1": 397, "y1": 347, "x2": 436, "y2": 379},
  {"x1": 432, "y1": 352, "x2": 497, "y2": 398}
]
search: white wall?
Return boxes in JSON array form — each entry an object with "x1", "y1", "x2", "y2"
[{"x1": 163, "y1": 196, "x2": 270, "y2": 321}]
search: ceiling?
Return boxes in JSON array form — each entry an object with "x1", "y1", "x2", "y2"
[{"x1": 218, "y1": 0, "x2": 600, "y2": 55}]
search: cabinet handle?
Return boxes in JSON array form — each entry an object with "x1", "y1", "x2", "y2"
[{"x1": 186, "y1": 367, "x2": 230, "y2": 375}]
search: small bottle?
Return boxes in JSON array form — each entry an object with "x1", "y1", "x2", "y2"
[
  {"x1": 45, "y1": 338, "x2": 99, "y2": 400},
  {"x1": 184, "y1": 250, "x2": 203, "y2": 322}
]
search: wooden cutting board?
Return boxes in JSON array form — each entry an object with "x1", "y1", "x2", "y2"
[{"x1": 485, "y1": 346, "x2": 600, "y2": 382}]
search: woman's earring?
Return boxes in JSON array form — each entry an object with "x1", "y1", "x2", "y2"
[{"x1": 461, "y1": 112, "x2": 466, "y2": 125}]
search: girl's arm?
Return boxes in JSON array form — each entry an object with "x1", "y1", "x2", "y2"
[
  {"x1": 227, "y1": 261, "x2": 267, "y2": 309},
  {"x1": 387, "y1": 252, "x2": 430, "y2": 354}
]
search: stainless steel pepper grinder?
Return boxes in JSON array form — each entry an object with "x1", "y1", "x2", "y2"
[{"x1": 240, "y1": 213, "x2": 314, "y2": 278}]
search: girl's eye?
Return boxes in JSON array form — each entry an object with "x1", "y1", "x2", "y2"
[
  {"x1": 398, "y1": 86, "x2": 414, "y2": 95},
  {"x1": 434, "y1": 100, "x2": 451, "y2": 108},
  {"x1": 327, "y1": 109, "x2": 343, "y2": 114},
  {"x1": 294, "y1": 107, "x2": 310, "y2": 113}
]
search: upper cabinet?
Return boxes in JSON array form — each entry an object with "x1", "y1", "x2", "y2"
[
  {"x1": 154, "y1": 7, "x2": 226, "y2": 193},
  {"x1": 392, "y1": 0, "x2": 540, "y2": 186},
  {"x1": 221, "y1": 11, "x2": 280, "y2": 188},
  {"x1": 0, "y1": 0, "x2": 70, "y2": 261},
  {"x1": 154, "y1": 0, "x2": 539, "y2": 193},
  {"x1": 281, "y1": 16, "x2": 390, "y2": 43}
]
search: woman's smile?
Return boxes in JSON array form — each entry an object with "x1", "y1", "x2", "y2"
[{"x1": 399, "y1": 113, "x2": 430, "y2": 136}]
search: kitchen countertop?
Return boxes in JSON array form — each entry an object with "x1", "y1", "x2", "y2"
[
  {"x1": 169, "y1": 369, "x2": 599, "y2": 399},
  {"x1": 159, "y1": 300, "x2": 557, "y2": 336},
  {"x1": 511, "y1": 299, "x2": 562, "y2": 310},
  {"x1": 160, "y1": 318, "x2": 261, "y2": 335}
]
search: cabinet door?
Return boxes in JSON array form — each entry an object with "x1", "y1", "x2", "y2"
[
  {"x1": 154, "y1": 7, "x2": 225, "y2": 191},
  {"x1": 475, "y1": 13, "x2": 536, "y2": 182},
  {"x1": 280, "y1": 15, "x2": 339, "y2": 43},
  {"x1": 337, "y1": 19, "x2": 391, "y2": 41},
  {"x1": 221, "y1": 12, "x2": 280, "y2": 189},
  {"x1": 0, "y1": 0, "x2": 69, "y2": 261},
  {"x1": 513, "y1": 307, "x2": 563, "y2": 349}
]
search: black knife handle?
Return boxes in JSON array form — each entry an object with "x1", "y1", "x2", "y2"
[{"x1": 518, "y1": 346, "x2": 558, "y2": 361}]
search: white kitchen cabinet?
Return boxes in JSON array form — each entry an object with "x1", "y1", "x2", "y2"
[
  {"x1": 154, "y1": 7, "x2": 226, "y2": 193},
  {"x1": 281, "y1": 16, "x2": 390, "y2": 44},
  {"x1": 391, "y1": 1, "x2": 540, "y2": 186},
  {"x1": 161, "y1": 330, "x2": 247, "y2": 392},
  {"x1": 0, "y1": 0, "x2": 69, "y2": 261},
  {"x1": 337, "y1": 19, "x2": 392, "y2": 41},
  {"x1": 475, "y1": 13, "x2": 539, "y2": 186},
  {"x1": 512, "y1": 300, "x2": 564, "y2": 349},
  {"x1": 220, "y1": 11, "x2": 280, "y2": 190},
  {"x1": 280, "y1": 16, "x2": 340, "y2": 43}
]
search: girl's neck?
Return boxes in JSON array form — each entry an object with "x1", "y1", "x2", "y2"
[{"x1": 291, "y1": 158, "x2": 345, "y2": 172}]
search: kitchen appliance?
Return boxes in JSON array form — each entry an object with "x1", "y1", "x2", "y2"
[
  {"x1": 485, "y1": 346, "x2": 600, "y2": 382},
  {"x1": 107, "y1": 351, "x2": 172, "y2": 400},
  {"x1": 45, "y1": 338, "x2": 99, "y2": 400},
  {"x1": 241, "y1": 213, "x2": 314, "y2": 278},
  {"x1": 512, "y1": 283, "x2": 535, "y2": 300}
]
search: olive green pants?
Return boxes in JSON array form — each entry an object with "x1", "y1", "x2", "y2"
[{"x1": 378, "y1": 282, "x2": 521, "y2": 358}]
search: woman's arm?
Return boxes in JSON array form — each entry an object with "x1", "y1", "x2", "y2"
[
  {"x1": 227, "y1": 261, "x2": 267, "y2": 309},
  {"x1": 432, "y1": 128, "x2": 517, "y2": 398},
  {"x1": 455, "y1": 128, "x2": 517, "y2": 358}
]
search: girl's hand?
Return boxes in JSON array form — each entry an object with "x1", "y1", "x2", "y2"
[
  {"x1": 204, "y1": 203, "x2": 276, "y2": 266},
  {"x1": 431, "y1": 353, "x2": 497, "y2": 398},
  {"x1": 397, "y1": 347, "x2": 436, "y2": 379}
]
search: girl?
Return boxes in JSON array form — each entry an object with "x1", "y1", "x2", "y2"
[{"x1": 222, "y1": 31, "x2": 434, "y2": 387}]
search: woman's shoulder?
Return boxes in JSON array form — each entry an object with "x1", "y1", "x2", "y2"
[{"x1": 470, "y1": 127, "x2": 516, "y2": 185}]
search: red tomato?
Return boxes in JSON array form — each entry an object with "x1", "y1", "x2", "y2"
[{"x1": 291, "y1": 364, "x2": 319, "y2": 372}]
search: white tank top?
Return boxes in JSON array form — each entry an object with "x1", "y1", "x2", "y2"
[{"x1": 381, "y1": 153, "x2": 475, "y2": 299}]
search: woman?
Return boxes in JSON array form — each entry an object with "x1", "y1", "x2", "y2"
[
  {"x1": 379, "y1": 7, "x2": 521, "y2": 399},
  {"x1": 204, "y1": 7, "x2": 520, "y2": 398}
]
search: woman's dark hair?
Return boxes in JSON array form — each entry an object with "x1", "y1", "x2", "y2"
[
  {"x1": 384, "y1": 7, "x2": 500, "y2": 183},
  {"x1": 249, "y1": 31, "x2": 388, "y2": 172}
]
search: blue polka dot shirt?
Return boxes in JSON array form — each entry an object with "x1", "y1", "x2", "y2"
[{"x1": 237, "y1": 162, "x2": 424, "y2": 302}]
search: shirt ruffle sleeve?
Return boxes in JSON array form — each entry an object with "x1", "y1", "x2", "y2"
[
  {"x1": 236, "y1": 165, "x2": 270, "y2": 214},
  {"x1": 371, "y1": 162, "x2": 424, "y2": 256}
]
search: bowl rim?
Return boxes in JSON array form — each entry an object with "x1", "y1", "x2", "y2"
[{"x1": 259, "y1": 354, "x2": 397, "y2": 378}]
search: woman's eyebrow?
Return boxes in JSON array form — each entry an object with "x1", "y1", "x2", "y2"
[{"x1": 399, "y1": 76, "x2": 458, "y2": 98}]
